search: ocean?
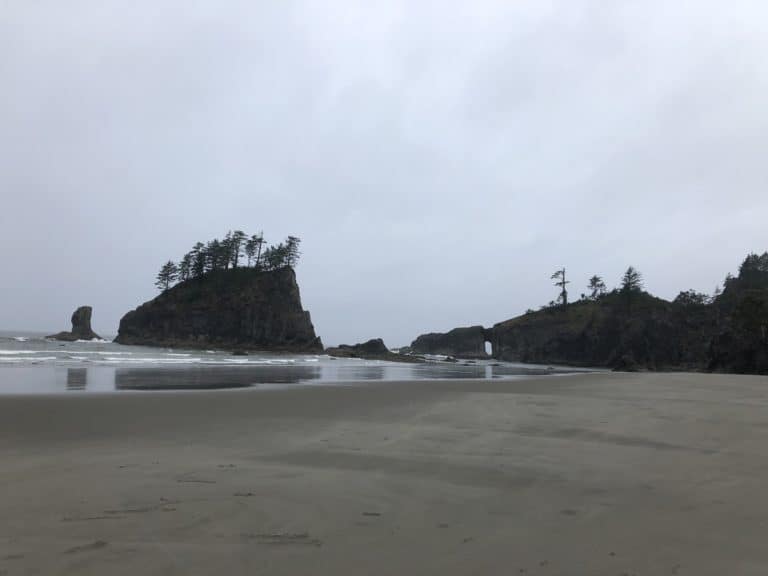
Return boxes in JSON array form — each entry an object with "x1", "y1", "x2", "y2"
[{"x1": 0, "y1": 331, "x2": 587, "y2": 393}]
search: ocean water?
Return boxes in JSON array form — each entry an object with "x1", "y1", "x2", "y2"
[{"x1": 0, "y1": 331, "x2": 589, "y2": 394}]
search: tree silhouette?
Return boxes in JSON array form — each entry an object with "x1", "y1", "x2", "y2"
[
  {"x1": 252, "y1": 233, "x2": 265, "y2": 269},
  {"x1": 179, "y1": 253, "x2": 193, "y2": 282},
  {"x1": 551, "y1": 268, "x2": 570, "y2": 307},
  {"x1": 191, "y1": 242, "x2": 206, "y2": 278},
  {"x1": 621, "y1": 266, "x2": 643, "y2": 293},
  {"x1": 154, "y1": 231, "x2": 302, "y2": 289},
  {"x1": 620, "y1": 266, "x2": 643, "y2": 312},
  {"x1": 285, "y1": 236, "x2": 302, "y2": 268},
  {"x1": 587, "y1": 275, "x2": 607, "y2": 300},
  {"x1": 230, "y1": 230, "x2": 247, "y2": 268},
  {"x1": 156, "y1": 260, "x2": 179, "y2": 291}
]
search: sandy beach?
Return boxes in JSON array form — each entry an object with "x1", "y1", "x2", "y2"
[{"x1": 2, "y1": 372, "x2": 768, "y2": 575}]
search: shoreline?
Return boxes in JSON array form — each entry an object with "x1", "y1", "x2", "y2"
[{"x1": 2, "y1": 372, "x2": 768, "y2": 574}]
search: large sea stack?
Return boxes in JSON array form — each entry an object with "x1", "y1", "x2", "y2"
[
  {"x1": 48, "y1": 306, "x2": 102, "y2": 341},
  {"x1": 115, "y1": 267, "x2": 322, "y2": 352}
]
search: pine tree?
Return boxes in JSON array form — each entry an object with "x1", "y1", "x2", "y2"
[
  {"x1": 285, "y1": 236, "x2": 302, "y2": 268},
  {"x1": 179, "y1": 253, "x2": 193, "y2": 282},
  {"x1": 230, "y1": 230, "x2": 247, "y2": 268},
  {"x1": 621, "y1": 266, "x2": 643, "y2": 293},
  {"x1": 551, "y1": 268, "x2": 570, "y2": 307},
  {"x1": 587, "y1": 275, "x2": 607, "y2": 300},
  {"x1": 156, "y1": 260, "x2": 179, "y2": 291},
  {"x1": 191, "y1": 242, "x2": 206, "y2": 278},
  {"x1": 253, "y1": 233, "x2": 265, "y2": 269}
]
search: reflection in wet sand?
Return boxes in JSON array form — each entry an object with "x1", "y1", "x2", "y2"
[
  {"x1": 0, "y1": 359, "x2": 587, "y2": 394},
  {"x1": 115, "y1": 365, "x2": 322, "y2": 390},
  {"x1": 66, "y1": 368, "x2": 87, "y2": 391}
]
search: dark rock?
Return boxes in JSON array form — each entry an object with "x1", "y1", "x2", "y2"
[
  {"x1": 47, "y1": 306, "x2": 101, "y2": 341},
  {"x1": 340, "y1": 338, "x2": 389, "y2": 355},
  {"x1": 410, "y1": 326, "x2": 490, "y2": 359},
  {"x1": 612, "y1": 354, "x2": 640, "y2": 372},
  {"x1": 115, "y1": 267, "x2": 322, "y2": 352},
  {"x1": 487, "y1": 292, "x2": 709, "y2": 371},
  {"x1": 326, "y1": 339, "x2": 423, "y2": 363}
]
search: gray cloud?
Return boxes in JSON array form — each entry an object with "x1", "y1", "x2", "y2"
[{"x1": 1, "y1": 0, "x2": 767, "y2": 346}]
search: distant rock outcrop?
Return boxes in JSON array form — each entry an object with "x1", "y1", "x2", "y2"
[
  {"x1": 115, "y1": 267, "x2": 322, "y2": 352},
  {"x1": 326, "y1": 338, "x2": 423, "y2": 363},
  {"x1": 410, "y1": 326, "x2": 489, "y2": 359},
  {"x1": 48, "y1": 306, "x2": 102, "y2": 341}
]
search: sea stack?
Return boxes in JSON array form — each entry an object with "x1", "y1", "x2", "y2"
[
  {"x1": 47, "y1": 306, "x2": 102, "y2": 341},
  {"x1": 115, "y1": 267, "x2": 322, "y2": 352}
]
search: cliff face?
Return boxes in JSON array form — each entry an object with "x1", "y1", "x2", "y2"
[
  {"x1": 489, "y1": 293, "x2": 717, "y2": 370},
  {"x1": 115, "y1": 267, "x2": 322, "y2": 352},
  {"x1": 410, "y1": 326, "x2": 489, "y2": 358}
]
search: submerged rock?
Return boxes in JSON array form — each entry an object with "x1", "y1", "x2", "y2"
[{"x1": 47, "y1": 306, "x2": 101, "y2": 341}]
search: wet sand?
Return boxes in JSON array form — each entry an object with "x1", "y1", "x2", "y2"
[{"x1": 1, "y1": 372, "x2": 768, "y2": 575}]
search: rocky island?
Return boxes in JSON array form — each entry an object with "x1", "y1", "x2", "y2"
[
  {"x1": 47, "y1": 306, "x2": 102, "y2": 341},
  {"x1": 326, "y1": 338, "x2": 423, "y2": 362},
  {"x1": 115, "y1": 232, "x2": 322, "y2": 352}
]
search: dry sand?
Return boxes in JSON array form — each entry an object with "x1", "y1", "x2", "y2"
[{"x1": 1, "y1": 372, "x2": 768, "y2": 575}]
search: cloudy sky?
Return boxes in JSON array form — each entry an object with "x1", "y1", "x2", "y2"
[{"x1": 1, "y1": 1, "x2": 767, "y2": 346}]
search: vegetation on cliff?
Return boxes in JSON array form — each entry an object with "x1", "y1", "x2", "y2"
[
  {"x1": 155, "y1": 231, "x2": 301, "y2": 291},
  {"x1": 492, "y1": 253, "x2": 768, "y2": 373}
]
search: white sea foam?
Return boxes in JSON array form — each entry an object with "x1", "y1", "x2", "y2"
[
  {"x1": 0, "y1": 350, "x2": 38, "y2": 355},
  {"x1": 13, "y1": 336, "x2": 28, "y2": 342},
  {"x1": 74, "y1": 338, "x2": 111, "y2": 343},
  {"x1": 0, "y1": 356, "x2": 57, "y2": 363},
  {"x1": 94, "y1": 357, "x2": 203, "y2": 364}
]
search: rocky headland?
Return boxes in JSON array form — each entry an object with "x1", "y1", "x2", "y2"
[
  {"x1": 410, "y1": 253, "x2": 768, "y2": 374},
  {"x1": 115, "y1": 267, "x2": 322, "y2": 352},
  {"x1": 47, "y1": 306, "x2": 102, "y2": 341}
]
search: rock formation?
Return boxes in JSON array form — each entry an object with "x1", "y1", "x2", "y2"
[
  {"x1": 47, "y1": 306, "x2": 102, "y2": 341},
  {"x1": 326, "y1": 338, "x2": 423, "y2": 363},
  {"x1": 487, "y1": 292, "x2": 715, "y2": 370},
  {"x1": 410, "y1": 326, "x2": 489, "y2": 358},
  {"x1": 115, "y1": 267, "x2": 323, "y2": 352},
  {"x1": 411, "y1": 253, "x2": 768, "y2": 374}
]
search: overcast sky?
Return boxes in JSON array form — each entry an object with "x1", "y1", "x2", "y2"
[{"x1": 1, "y1": 1, "x2": 767, "y2": 346}]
